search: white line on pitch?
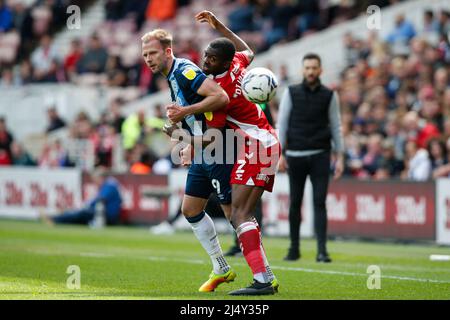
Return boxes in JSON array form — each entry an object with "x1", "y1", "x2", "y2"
[
  {"x1": 29, "y1": 248, "x2": 449, "y2": 285},
  {"x1": 146, "y1": 256, "x2": 450, "y2": 285}
]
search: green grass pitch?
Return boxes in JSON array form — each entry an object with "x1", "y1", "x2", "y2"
[{"x1": 1, "y1": 219, "x2": 449, "y2": 300}]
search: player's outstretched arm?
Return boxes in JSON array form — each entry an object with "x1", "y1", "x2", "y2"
[
  {"x1": 166, "y1": 78, "x2": 229, "y2": 123},
  {"x1": 195, "y1": 10, "x2": 254, "y2": 63}
]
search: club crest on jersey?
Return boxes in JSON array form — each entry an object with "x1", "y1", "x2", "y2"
[{"x1": 182, "y1": 68, "x2": 197, "y2": 80}]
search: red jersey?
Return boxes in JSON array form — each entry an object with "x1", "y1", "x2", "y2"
[
  {"x1": 206, "y1": 52, "x2": 280, "y2": 192},
  {"x1": 206, "y1": 52, "x2": 279, "y2": 149}
]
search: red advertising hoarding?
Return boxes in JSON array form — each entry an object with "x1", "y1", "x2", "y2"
[
  {"x1": 83, "y1": 173, "x2": 170, "y2": 224},
  {"x1": 327, "y1": 180, "x2": 435, "y2": 240},
  {"x1": 0, "y1": 167, "x2": 82, "y2": 219}
]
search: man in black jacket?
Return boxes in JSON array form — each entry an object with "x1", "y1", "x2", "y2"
[{"x1": 277, "y1": 53, "x2": 344, "y2": 263}]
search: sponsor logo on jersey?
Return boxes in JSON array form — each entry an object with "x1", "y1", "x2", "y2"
[
  {"x1": 256, "y1": 173, "x2": 269, "y2": 183},
  {"x1": 182, "y1": 68, "x2": 197, "y2": 80},
  {"x1": 246, "y1": 177, "x2": 255, "y2": 186}
]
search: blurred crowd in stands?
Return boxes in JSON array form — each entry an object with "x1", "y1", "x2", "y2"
[
  {"x1": 1, "y1": 0, "x2": 393, "y2": 91},
  {"x1": 337, "y1": 9, "x2": 450, "y2": 180},
  {"x1": 1, "y1": 1, "x2": 450, "y2": 181},
  {"x1": 0, "y1": 98, "x2": 172, "y2": 174}
]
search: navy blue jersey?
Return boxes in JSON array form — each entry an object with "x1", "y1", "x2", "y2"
[{"x1": 166, "y1": 58, "x2": 208, "y2": 136}]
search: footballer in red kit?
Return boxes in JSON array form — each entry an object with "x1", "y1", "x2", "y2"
[
  {"x1": 166, "y1": 10, "x2": 280, "y2": 296},
  {"x1": 197, "y1": 10, "x2": 280, "y2": 296},
  {"x1": 204, "y1": 52, "x2": 280, "y2": 192}
]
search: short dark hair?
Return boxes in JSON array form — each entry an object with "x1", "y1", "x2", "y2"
[
  {"x1": 208, "y1": 37, "x2": 236, "y2": 62},
  {"x1": 303, "y1": 53, "x2": 321, "y2": 66},
  {"x1": 424, "y1": 9, "x2": 434, "y2": 18}
]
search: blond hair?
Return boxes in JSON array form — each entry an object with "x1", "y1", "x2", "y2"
[{"x1": 141, "y1": 29, "x2": 173, "y2": 49}]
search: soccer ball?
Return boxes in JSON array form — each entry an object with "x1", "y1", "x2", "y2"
[{"x1": 241, "y1": 67, "x2": 278, "y2": 104}]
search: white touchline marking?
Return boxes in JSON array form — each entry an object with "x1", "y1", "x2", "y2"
[
  {"x1": 266, "y1": 265, "x2": 450, "y2": 284},
  {"x1": 79, "y1": 252, "x2": 114, "y2": 258},
  {"x1": 332, "y1": 262, "x2": 450, "y2": 274},
  {"x1": 145, "y1": 256, "x2": 450, "y2": 285},
  {"x1": 27, "y1": 248, "x2": 450, "y2": 285},
  {"x1": 147, "y1": 256, "x2": 205, "y2": 264}
]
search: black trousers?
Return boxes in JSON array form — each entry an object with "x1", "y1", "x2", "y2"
[{"x1": 287, "y1": 151, "x2": 330, "y2": 254}]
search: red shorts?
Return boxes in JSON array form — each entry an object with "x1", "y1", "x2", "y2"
[{"x1": 230, "y1": 141, "x2": 280, "y2": 192}]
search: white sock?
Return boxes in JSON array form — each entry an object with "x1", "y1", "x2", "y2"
[
  {"x1": 260, "y1": 244, "x2": 275, "y2": 282},
  {"x1": 254, "y1": 272, "x2": 268, "y2": 283},
  {"x1": 188, "y1": 211, "x2": 230, "y2": 274}
]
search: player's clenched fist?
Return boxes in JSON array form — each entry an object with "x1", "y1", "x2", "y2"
[
  {"x1": 195, "y1": 10, "x2": 219, "y2": 29},
  {"x1": 166, "y1": 103, "x2": 186, "y2": 123}
]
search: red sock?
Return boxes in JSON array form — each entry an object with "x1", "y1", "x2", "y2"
[
  {"x1": 237, "y1": 221, "x2": 267, "y2": 275},
  {"x1": 251, "y1": 218, "x2": 267, "y2": 257}
]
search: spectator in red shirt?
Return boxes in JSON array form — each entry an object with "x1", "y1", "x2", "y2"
[
  {"x1": 0, "y1": 149, "x2": 11, "y2": 166},
  {"x1": 403, "y1": 111, "x2": 441, "y2": 149},
  {"x1": 64, "y1": 38, "x2": 83, "y2": 78}
]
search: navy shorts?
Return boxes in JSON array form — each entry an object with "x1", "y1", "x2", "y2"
[{"x1": 185, "y1": 163, "x2": 233, "y2": 205}]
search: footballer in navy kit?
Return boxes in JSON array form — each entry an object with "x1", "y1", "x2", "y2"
[{"x1": 141, "y1": 29, "x2": 237, "y2": 292}]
